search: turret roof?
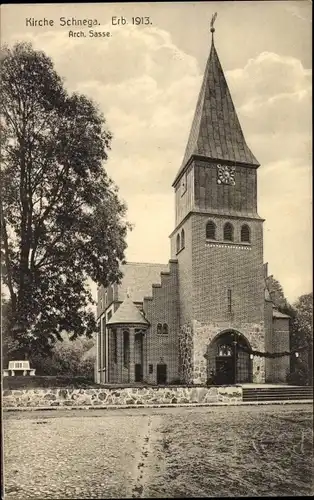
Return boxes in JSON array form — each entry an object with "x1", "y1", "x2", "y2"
[{"x1": 107, "y1": 296, "x2": 149, "y2": 327}]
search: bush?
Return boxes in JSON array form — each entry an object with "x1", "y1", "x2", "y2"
[
  {"x1": 28, "y1": 334, "x2": 95, "y2": 379},
  {"x1": 286, "y1": 367, "x2": 309, "y2": 386}
]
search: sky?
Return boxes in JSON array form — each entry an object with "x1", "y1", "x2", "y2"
[{"x1": 1, "y1": 1, "x2": 312, "y2": 304}]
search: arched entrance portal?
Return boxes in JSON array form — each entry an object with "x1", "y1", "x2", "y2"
[{"x1": 207, "y1": 331, "x2": 253, "y2": 385}]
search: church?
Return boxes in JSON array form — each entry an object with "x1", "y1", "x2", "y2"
[{"x1": 95, "y1": 25, "x2": 290, "y2": 387}]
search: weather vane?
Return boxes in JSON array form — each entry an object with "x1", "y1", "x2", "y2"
[{"x1": 210, "y1": 12, "x2": 218, "y2": 36}]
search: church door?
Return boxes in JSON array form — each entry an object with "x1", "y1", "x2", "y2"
[
  {"x1": 157, "y1": 364, "x2": 167, "y2": 385},
  {"x1": 211, "y1": 331, "x2": 252, "y2": 384},
  {"x1": 215, "y1": 357, "x2": 235, "y2": 385},
  {"x1": 135, "y1": 364, "x2": 143, "y2": 382}
]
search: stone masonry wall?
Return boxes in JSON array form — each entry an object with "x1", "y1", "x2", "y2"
[
  {"x1": 193, "y1": 320, "x2": 266, "y2": 384},
  {"x1": 3, "y1": 386, "x2": 243, "y2": 408},
  {"x1": 178, "y1": 324, "x2": 193, "y2": 383}
]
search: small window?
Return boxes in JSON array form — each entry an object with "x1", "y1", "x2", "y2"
[
  {"x1": 181, "y1": 173, "x2": 187, "y2": 196},
  {"x1": 176, "y1": 233, "x2": 181, "y2": 253},
  {"x1": 149, "y1": 364, "x2": 153, "y2": 374},
  {"x1": 181, "y1": 229, "x2": 185, "y2": 249},
  {"x1": 105, "y1": 290, "x2": 108, "y2": 305},
  {"x1": 227, "y1": 289, "x2": 232, "y2": 313},
  {"x1": 241, "y1": 224, "x2": 250, "y2": 243},
  {"x1": 157, "y1": 323, "x2": 162, "y2": 334},
  {"x1": 224, "y1": 222, "x2": 234, "y2": 242},
  {"x1": 162, "y1": 323, "x2": 169, "y2": 335},
  {"x1": 206, "y1": 221, "x2": 216, "y2": 240},
  {"x1": 107, "y1": 310, "x2": 112, "y2": 321},
  {"x1": 123, "y1": 330, "x2": 129, "y2": 367}
]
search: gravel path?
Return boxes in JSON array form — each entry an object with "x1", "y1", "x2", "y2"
[
  {"x1": 4, "y1": 412, "x2": 151, "y2": 499},
  {"x1": 3, "y1": 404, "x2": 312, "y2": 499}
]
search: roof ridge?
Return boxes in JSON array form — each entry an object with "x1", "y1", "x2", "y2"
[{"x1": 122, "y1": 262, "x2": 168, "y2": 266}]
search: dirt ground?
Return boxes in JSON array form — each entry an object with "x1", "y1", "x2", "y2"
[{"x1": 3, "y1": 404, "x2": 313, "y2": 498}]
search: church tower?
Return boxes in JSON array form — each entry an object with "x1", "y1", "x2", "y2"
[{"x1": 170, "y1": 20, "x2": 266, "y2": 384}]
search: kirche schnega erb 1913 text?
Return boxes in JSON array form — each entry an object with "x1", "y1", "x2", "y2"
[{"x1": 25, "y1": 16, "x2": 152, "y2": 27}]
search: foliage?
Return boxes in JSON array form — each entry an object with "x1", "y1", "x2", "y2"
[
  {"x1": 28, "y1": 333, "x2": 96, "y2": 379},
  {"x1": 290, "y1": 293, "x2": 313, "y2": 384},
  {"x1": 286, "y1": 361, "x2": 309, "y2": 386},
  {"x1": 1, "y1": 42, "x2": 131, "y2": 358},
  {"x1": 266, "y1": 275, "x2": 290, "y2": 311},
  {"x1": 265, "y1": 277, "x2": 312, "y2": 384}
]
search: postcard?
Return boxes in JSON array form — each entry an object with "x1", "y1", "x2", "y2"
[{"x1": 1, "y1": 2, "x2": 312, "y2": 499}]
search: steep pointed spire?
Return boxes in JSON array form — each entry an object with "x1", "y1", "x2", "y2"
[{"x1": 173, "y1": 21, "x2": 259, "y2": 186}]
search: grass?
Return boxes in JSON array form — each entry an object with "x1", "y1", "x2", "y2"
[{"x1": 146, "y1": 407, "x2": 313, "y2": 497}]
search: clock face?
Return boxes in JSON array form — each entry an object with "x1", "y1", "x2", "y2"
[{"x1": 217, "y1": 164, "x2": 236, "y2": 185}]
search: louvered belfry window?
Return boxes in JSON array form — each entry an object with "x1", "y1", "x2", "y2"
[
  {"x1": 224, "y1": 222, "x2": 234, "y2": 242},
  {"x1": 206, "y1": 221, "x2": 216, "y2": 240},
  {"x1": 241, "y1": 224, "x2": 250, "y2": 243}
]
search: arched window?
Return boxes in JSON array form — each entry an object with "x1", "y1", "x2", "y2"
[
  {"x1": 176, "y1": 233, "x2": 180, "y2": 253},
  {"x1": 123, "y1": 330, "x2": 129, "y2": 367},
  {"x1": 157, "y1": 323, "x2": 162, "y2": 334},
  {"x1": 223, "y1": 222, "x2": 234, "y2": 242},
  {"x1": 206, "y1": 221, "x2": 216, "y2": 240},
  {"x1": 181, "y1": 229, "x2": 185, "y2": 249},
  {"x1": 162, "y1": 323, "x2": 168, "y2": 335},
  {"x1": 241, "y1": 224, "x2": 250, "y2": 243},
  {"x1": 217, "y1": 344, "x2": 233, "y2": 357}
]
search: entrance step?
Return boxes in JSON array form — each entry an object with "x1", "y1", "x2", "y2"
[{"x1": 243, "y1": 386, "x2": 313, "y2": 402}]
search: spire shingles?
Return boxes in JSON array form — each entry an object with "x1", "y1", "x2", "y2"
[{"x1": 173, "y1": 42, "x2": 259, "y2": 185}]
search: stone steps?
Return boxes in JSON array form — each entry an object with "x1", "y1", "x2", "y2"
[{"x1": 243, "y1": 386, "x2": 313, "y2": 402}]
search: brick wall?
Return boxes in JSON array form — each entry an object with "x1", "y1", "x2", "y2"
[
  {"x1": 194, "y1": 159, "x2": 258, "y2": 216},
  {"x1": 175, "y1": 164, "x2": 194, "y2": 226},
  {"x1": 269, "y1": 317, "x2": 290, "y2": 382},
  {"x1": 170, "y1": 218, "x2": 193, "y2": 329},
  {"x1": 264, "y1": 300, "x2": 274, "y2": 382},
  {"x1": 191, "y1": 213, "x2": 265, "y2": 325},
  {"x1": 142, "y1": 260, "x2": 179, "y2": 384}
]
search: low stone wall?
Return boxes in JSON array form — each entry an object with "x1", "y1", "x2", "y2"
[{"x1": 3, "y1": 385, "x2": 243, "y2": 408}]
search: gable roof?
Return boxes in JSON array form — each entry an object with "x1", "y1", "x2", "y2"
[
  {"x1": 117, "y1": 262, "x2": 168, "y2": 302},
  {"x1": 107, "y1": 296, "x2": 149, "y2": 326},
  {"x1": 173, "y1": 39, "x2": 259, "y2": 186}
]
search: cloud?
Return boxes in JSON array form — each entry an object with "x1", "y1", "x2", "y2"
[
  {"x1": 226, "y1": 52, "x2": 312, "y2": 301},
  {"x1": 5, "y1": 25, "x2": 311, "y2": 302}
]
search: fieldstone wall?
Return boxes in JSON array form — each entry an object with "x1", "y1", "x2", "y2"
[
  {"x1": 193, "y1": 320, "x2": 266, "y2": 384},
  {"x1": 178, "y1": 324, "x2": 193, "y2": 384},
  {"x1": 3, "y1": 385, "x2": 243, "y2": 408}
]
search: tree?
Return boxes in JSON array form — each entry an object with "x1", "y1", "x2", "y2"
[
  {"x1": 265, "y1": 275, "x2": 290, "y2": 311},
  {"x1": 1, "y1": 42, "x2": 130, "y2": 358},
  {"x1": 290, "y1": 293, "x2": 313, "y2": 384}
]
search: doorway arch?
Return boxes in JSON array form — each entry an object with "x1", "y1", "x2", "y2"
[{"x1": 207, "y1": 330, "x2": 252, "y2": 384}]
